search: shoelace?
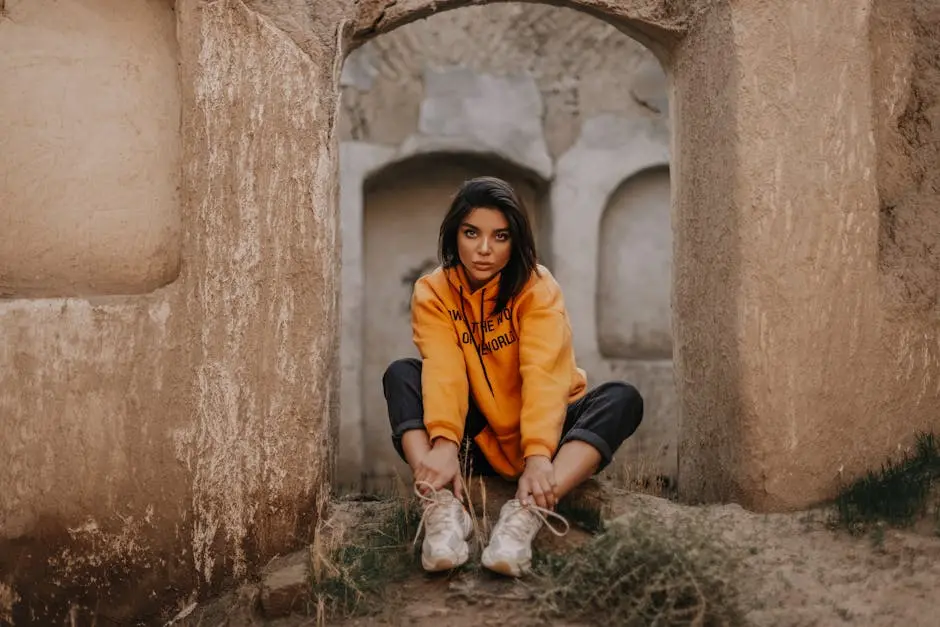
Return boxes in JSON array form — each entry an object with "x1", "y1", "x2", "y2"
[
  {"x1": 412, "y1": 481, "x2": 460, "y2": 547},
  {"x1": 498, "y1": 500, "x2": 571, "y2": 542},
  {"x1": 523, "y1": 501, "x2": 571, "y2": 536}
]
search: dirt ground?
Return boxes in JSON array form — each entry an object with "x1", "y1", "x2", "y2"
[{"x1": 172, "y1": 481, "x2": 940, "y2": 627}]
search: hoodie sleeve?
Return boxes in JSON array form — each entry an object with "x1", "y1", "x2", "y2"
[
  {"x1": 515, "y1": 278, "x2": 575, "y2": 460},
  {"x1": 411, "y1": 278, "x2": 469, "y2": 446}
]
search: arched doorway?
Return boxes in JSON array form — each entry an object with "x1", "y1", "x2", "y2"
[{"x1": 337, "y1": 2, "x2": 674, "y2": 493}]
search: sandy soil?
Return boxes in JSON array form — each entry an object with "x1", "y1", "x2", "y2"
[{"x1": 172, "y1": 480, "x2": 940, "y2": 627}]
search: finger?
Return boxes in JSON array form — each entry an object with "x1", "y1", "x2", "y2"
[
  {"x1": 516, "y1": 478, "x2": 531, "y2": 504},
  {"x1": 542, "y1": 486, "x2": 554, "y2": 510},
  {"x1": 431, "y1": 472, "x2": 449, "y2": 492},
  {"x1": 530, "y1": 483, "x2": 547, "y2": 510},
  {"x1": 544, "y1": 480, "x2": 557, "y2": 510},
  {"x1": 453, "y1": 474, "x2": 464, "y2": 503},
  {"x1": 418, "y1": 471, "x2": 436, "y2": 494},
  {"x1": 543, "y1": 475, "x2": 557, "y2": 509},
  {"x1": 415, "y1": 466, "x2": 429, "y2": 489}
]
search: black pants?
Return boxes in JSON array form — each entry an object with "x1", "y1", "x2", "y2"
[{"x1": 382, "y1": 358, "x2": 644, "y2": 475}]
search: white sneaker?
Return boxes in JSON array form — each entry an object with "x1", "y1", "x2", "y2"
[
  {"x1": 413, "y1": 482, "x2": 473, "y2": 572},
  {"x1": 481, "y1": 499, "x2": 570, "y2": 577}
]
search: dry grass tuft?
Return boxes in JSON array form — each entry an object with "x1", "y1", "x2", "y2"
[
  {"x1": 0, "y1": 582, "x2": 19, "y2": 625},
  {"x1": 606, "y1": 453, "x2": 677, "y2": 500},
  {"x1": 310, "y1": 495, "x2": 420, "y2": 622},
  {"x1": 527, "y1": 512, "x2": 743, "y2": 626}
]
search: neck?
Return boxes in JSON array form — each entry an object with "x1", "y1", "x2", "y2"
[{"x1": 459, "y1": 264, "x2": 491, "y2": 292}]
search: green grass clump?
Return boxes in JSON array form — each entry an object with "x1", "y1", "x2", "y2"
[
  {"x1": 529, "y1": 513, "x2": 743, "y2": 626},
  {"x1": 830, "y1": 432, "x2": 940, "y2": 531},
  {"x1": 311, "y1": 499, "x2": 421, "y2": 619}
]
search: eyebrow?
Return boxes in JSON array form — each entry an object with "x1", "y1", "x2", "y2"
[{"x1": 461, "y1": 222, "x2": 510, "y2": 233}]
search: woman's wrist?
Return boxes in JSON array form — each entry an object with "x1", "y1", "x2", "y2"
[
  {"x1": 524, "y1": 454, "x2": 551, "y2": 467},
  {"x1": 431, "y1": 437, "x2": 460, "y2": 452}
]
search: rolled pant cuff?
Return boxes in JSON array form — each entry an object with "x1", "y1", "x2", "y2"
[
  {"x1": 560, "y1": 428, "x2": 614, "y2": 471},
  {"x1": 391, "y1": 419, "x2": 428, "y2": 459}
]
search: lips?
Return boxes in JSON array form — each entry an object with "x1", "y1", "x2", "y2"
[{"x1": 472, "y1": 262, "x2": 493, "y2": 272}]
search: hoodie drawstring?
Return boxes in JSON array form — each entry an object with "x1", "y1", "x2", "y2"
[{"x1": 459, "y1": 286, "x2": 495, "y2": 397}]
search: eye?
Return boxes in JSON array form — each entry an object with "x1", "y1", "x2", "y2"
[
  {"x1": 463, "y1": 228, "x2": 477, "y2": 238},
  {"x1": 496, "y1": 232, "x2": 510, "y2": 241}
]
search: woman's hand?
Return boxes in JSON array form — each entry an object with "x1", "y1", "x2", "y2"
[
  {"x1": 415, "y1": 438, "x2": 464, "y2": 501},
  {"x1": 516, "y1": 455, "x2": 556, "y2": 510}
]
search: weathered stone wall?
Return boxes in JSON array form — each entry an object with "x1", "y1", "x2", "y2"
[
  {"x1": 598, "y1": 166, "x2": 673, "y2": 360},
  {"x1": 339, "y1": 4, "x2": 669, "y2": 157},
  {"x1": 1, "y1": 0, "x2": 339, "y2": 622},
  {"x1": 336, "y1": 4, "x2": 677, "y2": 491},
  {"x1": 675, "y1": 0, "x2": 940, "y2": 509},
  {"x1": 875, "y1": 0, "x2": 940, "y2": 314}
]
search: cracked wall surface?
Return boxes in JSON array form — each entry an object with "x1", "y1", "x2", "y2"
[
  {"x1": 874, "y1": 0, "x2": 940, "y2": 315},
  {"x1": 673, "y1": 0, "x2": 940, "y2": 509}
]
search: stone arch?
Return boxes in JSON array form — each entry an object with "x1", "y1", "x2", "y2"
[
  {"x1": 338, "y1": 148, "x2": 550, "y2": 490},
  {"x1": 597, "y1": 164, "x2": 672, "y2": 360},
  {"x1": 349, "y1": 0, "x2": 684, "y2": 63}
]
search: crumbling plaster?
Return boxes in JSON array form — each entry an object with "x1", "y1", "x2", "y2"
[{"x1": 672, "y1": 0, "x2": 940, "y2": 508}]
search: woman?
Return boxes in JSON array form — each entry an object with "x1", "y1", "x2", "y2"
[{"x1": 382, "y1": 176, "x2": 644, "y2": 576}]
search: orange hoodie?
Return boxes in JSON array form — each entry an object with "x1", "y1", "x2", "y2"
[{"x1": 410, "y1": 264, "x2": 587, "y2": 479}]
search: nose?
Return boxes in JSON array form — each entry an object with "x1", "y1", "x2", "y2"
[{"x1": 478, "y1": 237, "x2": 491, "y2": 256}]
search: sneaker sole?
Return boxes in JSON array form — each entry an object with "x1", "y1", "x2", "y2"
[
  {"x1": 421, "y1": 546, "x2": 469, "y2": 572},
  {"x1": 481, "y1": 557, "x2": 526, "y2": 578},
  {"x1": 419, "y1": 513, "x2": 473, "y2": 573},
  {"x1": 421, "y1": 536, "x2": 470, "y2": 573}
]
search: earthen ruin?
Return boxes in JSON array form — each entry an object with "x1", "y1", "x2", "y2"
[{"x1": 2, "y1": 0, "x2": 939, "y2": 622}]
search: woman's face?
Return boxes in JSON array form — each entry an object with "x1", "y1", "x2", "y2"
[{"x1": 457, "y1": 207, "x2": 512, "y2": 289}]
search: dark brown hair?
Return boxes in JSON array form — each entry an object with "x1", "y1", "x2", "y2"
[{"x1": 438, "y1": 176, "x2": 539, "y2": 313}]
